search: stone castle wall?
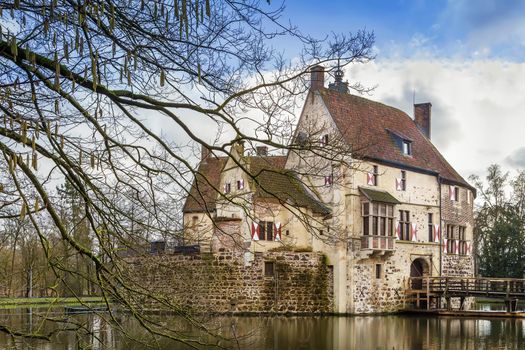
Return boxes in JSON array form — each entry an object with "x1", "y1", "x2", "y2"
[
  {"x1": 349, "y1": 239, "x2": 441, "y2": 313},
  {"x1": 441, "y1": 183, "x2": 475, "y2": 278},
  {"x1": 124, "y1": 251, "x2": 333, "y2": 314}
]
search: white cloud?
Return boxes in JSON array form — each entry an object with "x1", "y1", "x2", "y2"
[{"x1": 347, "y1": 58, "x2": 525, "y2": 179}]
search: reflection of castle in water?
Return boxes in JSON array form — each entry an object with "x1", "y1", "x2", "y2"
[{"x1": 0, "y1": 311, "x2": 524, "y2": 349}]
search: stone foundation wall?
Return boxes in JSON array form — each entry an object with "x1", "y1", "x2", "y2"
[
  {"x1": 124, "y1": 251, "x2": 333, "y2": 314},
  {"x1": 349, "y1": 240, "x2": 442, "y2": 313}
]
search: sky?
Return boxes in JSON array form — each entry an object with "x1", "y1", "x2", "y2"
[{"x1": 278, "y1": 0, "x2": 525, "y2": 181}]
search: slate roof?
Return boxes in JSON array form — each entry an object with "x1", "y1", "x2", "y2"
[
  {"x1": 183, "y1": 155, "x2": 329, "y2": 215},
  {"x1": 359, "y1": 187, "x2": 401, "y2": 204},
  {"x1": 318, "y1": 88, "x2": 473, "y2": 190}
]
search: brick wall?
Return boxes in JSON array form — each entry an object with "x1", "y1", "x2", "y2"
[{"x1": 123, "y1": 251, "x2": 333, "y2": 314}]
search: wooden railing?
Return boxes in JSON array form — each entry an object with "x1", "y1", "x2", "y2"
[
  {"x1": 361, "y1": 235, "x2": 395, "y2": 251},
  {"x1": 407, "y1": 276, "x2": 525, "y2": 298}
]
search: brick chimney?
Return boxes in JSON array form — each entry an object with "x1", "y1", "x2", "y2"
[
  {"x1": 256, "y1": 146, "x2": 268, "y2": 156},
  {"x1": 310, "y1": 65, "x2": 325, "y2": 91},
  {"x1": 414, "y1": 103, "x2": 432, "y2": 139}
]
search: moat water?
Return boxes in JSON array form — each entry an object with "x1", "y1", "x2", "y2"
[{"x1": 0, "y1": 305, "x2": 524, "y2": 349}]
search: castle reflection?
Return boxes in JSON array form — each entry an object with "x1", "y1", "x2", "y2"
[{"x1": 0, "y1": 307, "x2": 523, "y2": 349}]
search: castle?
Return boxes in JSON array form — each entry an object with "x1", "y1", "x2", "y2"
[{"x1": 182, "y1": 66, "x2": 475, "y2": 313}]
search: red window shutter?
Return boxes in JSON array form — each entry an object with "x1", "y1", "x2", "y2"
[
  {"x1": 274, "y1": 222, "x2": 282, "y2": 241},
  {"x1": 449, "y1": 186, "x2": 455, "y2": 201},
  {"x1": 251, "y1": 222, "x2": 259, "y2": 241},
  {"x1": 411, "y1": 223, "x2": 417, "y2": 242},
  {"x1": 433, "y1": 224, "x2": 440, "y2": 243},
  {"x1": 395, "y1": 178, "x2": 402, "y2": 191},
  {"x1": 367, "y1": 173, "x2": 374, "y2": 186},
  {"x1": 395, "y1": 222, "x2": 401, "y2": 240}
]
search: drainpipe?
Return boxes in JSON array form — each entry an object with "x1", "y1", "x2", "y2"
[{"x1": 438, "y1": 175, "x2": 442, "y2": 277}]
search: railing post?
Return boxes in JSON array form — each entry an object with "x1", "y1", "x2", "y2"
[{"x1": 426, "y1": 277, "x2": 430, "y2": 310}]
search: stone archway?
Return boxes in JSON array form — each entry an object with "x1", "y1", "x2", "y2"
[{"x1": 410, "y1": 258, "x2": 430, "y2": 290}]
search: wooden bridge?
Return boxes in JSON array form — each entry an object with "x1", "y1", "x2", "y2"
[{"x1": 405, "y1": 276, "x2": 525, "y2": 312}]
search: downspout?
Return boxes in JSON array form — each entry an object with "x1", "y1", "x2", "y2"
[{"x1": 438, "y1": 175, "x2": 442, "y2": 277}]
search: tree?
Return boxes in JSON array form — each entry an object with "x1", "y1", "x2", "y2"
[
  {"x1": 470, "y1": 165, "x2": 525, "y2": 278},
  {"x1": 0, "y1": 0, "x2": 374, "y2": 345}
]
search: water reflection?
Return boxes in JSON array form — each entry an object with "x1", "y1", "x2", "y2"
[{"x1": 0, "y1": 308, "x2": 524, "y2": 349}]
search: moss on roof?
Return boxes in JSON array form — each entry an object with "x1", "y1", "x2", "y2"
[
  {"x1": 183, "y1": 155, "x2": 329, "y2": 215},
  {"x1": 359, "y1": 187, "x2": 401, "y2": 204}
]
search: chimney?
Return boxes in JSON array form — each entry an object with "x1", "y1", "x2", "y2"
[
  {"x1": 201, "y1": 144, "x2": 211, "y2": 161},
  {"x1": 310, "y1": 65, "x2": 325, "y2": 91},
  {"x1": 414, "y1": 103, "x2": 432, "y2": 139},
  {"x1": 256, "y1": 146, "x2": 268, "y2": 156}
]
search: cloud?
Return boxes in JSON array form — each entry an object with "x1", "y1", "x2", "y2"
[
  {"x1": 347, "y1": 58, "x2": 525, "y2": 179},
  {"x1": 505, "y1": 148, "x2": 525, "y2": 168}
]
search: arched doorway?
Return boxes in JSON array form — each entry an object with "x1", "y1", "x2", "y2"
[{"x1": 410, "y1": 258, "x2": 429, "y2": 290}]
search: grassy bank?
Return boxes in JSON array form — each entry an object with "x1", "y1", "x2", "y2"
[{"x1": 0, "y1": 297, "x2": 107, "y2": 309}]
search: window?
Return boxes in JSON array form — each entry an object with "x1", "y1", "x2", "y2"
[
  {"x1": 402, "y1": 140, "x2": 412, "y2": 156},
  {"x1": 400, "y1": 171, "x2": 406, "y2": 191},
  {"x1": 362, "y1": 203, "x2": 394, "y2": 236},
  {"x1": 224, "y1": 182, "x2": 231, "y2": 194},
  {"x1": 191, "y1": 215, "x2": 199, "y2": 226},
  {"x1": 450, "y1": 186, "x2": 460, "y2": 201},
  {"x1": 375, "y1": 264, "x2": 382, "y2": 279},
  {"x1": 446, "y1": 224, "x2": 466, "y2": 254},
  {"x1": 259, "y1": 221, "x2": 274, "y2": 241},
  {"x1": 459, "y1": 226, "x2": 467, "y2": 255},
  {"x1": 428, "y1": 213, "x2": 433, "y2": 242},
  {"x1": 399, "y1": 210, "x2": 411, "y2": 241},
  {"x1": 264, "y1": 261, "x2": 275, "y2": 277},
  {"x1": 236, "y1": 179, "x2": 244, "y2": 190},
  {"x1": 320, "y1": 134, "x2": 329, "y2": 147},
  {"x1": 372, "y1": 165, "x2": 378, "y2": 186}
]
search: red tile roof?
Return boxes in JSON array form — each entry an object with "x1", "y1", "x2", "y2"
[
  {"x1": 318, "y1": 88, "x2": 472, "y2": 189},
  {"x1": 183, "y1": 156, "x2": 228, "y2": 213}
]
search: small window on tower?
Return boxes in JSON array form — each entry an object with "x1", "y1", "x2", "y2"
[
  {"x1": 402, "y1": 140, "x2": 412, "y2": 156},
  {"x1": 264, "y1": 261, "x2": 275, "y2": 277}
]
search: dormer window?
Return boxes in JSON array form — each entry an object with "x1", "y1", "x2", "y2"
[{"x1": 402, "y1": 140, "x2": 412, "y2": 156}]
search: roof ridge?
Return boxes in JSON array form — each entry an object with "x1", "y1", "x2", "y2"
[{"x1": 318, "y1": 87, "x2": 472, "y2": 188}]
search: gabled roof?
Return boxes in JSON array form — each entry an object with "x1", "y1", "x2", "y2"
[
  {"x1": 183, "y1": 155, "x2": 329, "y2": 215},
  {"x1": 183, "y1": 156, "x2": 228, "y2": 213},
  {"x1": 318, "y1": 88, "x2": 472, "y2": 189}
]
